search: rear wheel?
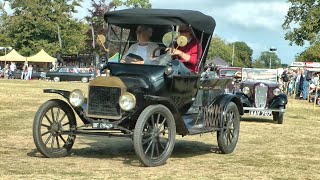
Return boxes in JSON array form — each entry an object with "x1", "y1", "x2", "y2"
[
  {"x1": 273, "y1": 112, "x2": 284, "y2": 124},
  {"x1": 33, "y1": 99, "x2": 76, "y2": 158},
  {"x1": 133, "y1": 105, "x2": 176, "y2": 167},
  {"x1": 217, "y1": 102, "x2": 240, "y2": 154}
]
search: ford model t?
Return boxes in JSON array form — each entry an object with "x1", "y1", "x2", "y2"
[
  {"x1": 33, "y1": 9, "x2": 243, "y2": 167},
  {"x1": 235, "y1": 68, "x2": 287, "y2": 124}
]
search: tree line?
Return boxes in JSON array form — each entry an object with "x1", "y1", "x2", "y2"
[
  {"x1": 0, "y1": 0, "x2": 284, "y2": 68},
  {"x1": 283, "y1": 0, "x2": 320, "y2": 62}
]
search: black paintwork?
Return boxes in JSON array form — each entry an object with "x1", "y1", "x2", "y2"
[{"x1": 46, "y1": 66, "x2": 93, "y2": 82}]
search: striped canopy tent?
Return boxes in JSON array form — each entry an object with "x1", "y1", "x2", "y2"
[
  {"x1": 0, "y1": 49, "x2": 27, "y2": 62},
  {"x1": 27, "y1": 49, "x2": 57, "y2": 63}
]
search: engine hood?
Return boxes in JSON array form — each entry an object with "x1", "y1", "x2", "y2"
[{"x1": 108, "y1": 63, "x2": 167, "y2": 92}]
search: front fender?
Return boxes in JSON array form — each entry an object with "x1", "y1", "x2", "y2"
[
  {"x1": 43, "y1": 89, "x2": 90, "y2": 124},
  {"x1": 211, "y1": 94, "x2": 244, "y2": 115},
  {"x1": 144, "y1": 95, "x2": 189, "y2": 136},
  {"x1": 270, "y1": 94, "x2": 288, "y2": 109},
  {"x1": 234, "y1": 92, "x2": 251, "y2": 108}
]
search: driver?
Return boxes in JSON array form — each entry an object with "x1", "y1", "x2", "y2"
[
  {"x1": 122, "y1": 25, "x2": 159, "y2": 64},
  {"x1": 167, "y1": 25, "x2": 202, "y2": 74}
]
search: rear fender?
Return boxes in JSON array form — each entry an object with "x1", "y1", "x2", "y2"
[
  {"x1": 144, "y1": 95, "x2": 189, "y2": 136},
  {"x1": 43, "y1": 89, "x2": 90, "y2": 124},
  {"x1": 211, "y1": 94, "x2": 244, "y2": 115}
]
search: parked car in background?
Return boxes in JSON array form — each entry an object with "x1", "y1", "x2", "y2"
[
  {"x1": 235, "y1": 68, "x2": 287, "y2": 124},
  {"x1": 217, "y1": 67, "x2": 241, "y2": 79},
  {"x1": 216, "y1": 67, "x2": 242, "y2": 93},
  {"x1": 13, "y1": 70, "x2": 46, "y2": 80},
  {"x1": 46, "y1": 66, "x2": 94, "y2": 83}
]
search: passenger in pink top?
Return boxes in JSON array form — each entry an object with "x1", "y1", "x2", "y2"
[{"x1": 167, "y1": 25, "x2": 202, "y2": 74}]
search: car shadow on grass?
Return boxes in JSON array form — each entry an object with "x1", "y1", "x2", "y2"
[
  {"x1": 241, "y1": 116, "x2": 275, "y2": 124},
  {"x1": 27, "y1": 136, "x2": 220, "y2": 167}
]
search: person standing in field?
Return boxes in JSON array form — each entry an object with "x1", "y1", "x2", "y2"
[
  {"x1": 26, "y1": 64, "x2": 33, "y2": 80},
  {"x1": 21, "y1": 65, "x2": 28, "y2": 80}
]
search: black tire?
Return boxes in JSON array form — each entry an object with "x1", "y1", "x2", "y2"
[
  {"x1": 133, "y1": 105, "x2": 176, "y2": 167},
  {"x1": 273, "y1": 112, "x2": 284, "y2": 124},
  {"x1": 53, "y1": 77, "x2": 60, "y2": 82},
  {"x1": 217, "y1": 102, "x2": 240, "y2": 154},
  {"x1": 81, "y1": 77, "x2": 89, "y2": 83},
  {"x1": 33, "y1": 99, "x2": 77, "y2": 158}
]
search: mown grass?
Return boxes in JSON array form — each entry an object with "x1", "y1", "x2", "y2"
[{"x1": 0, "y1": 80, "x2": 319, "y2": 179}]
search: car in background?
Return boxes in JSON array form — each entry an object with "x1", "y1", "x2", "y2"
[
  {"x1": 46, "y1": 66, "x2": 94, "y2": 83},
  {"x1": 217, "y1": 67, "x2": 241, "y2": 79},
  {"x1": 216, "y1": 67, "x2": 242, "y2": 93},
  {"x1": 235, "y1": 68, "x2": 287, "y2": 124},
  {"x1": 13, "y1": 70, "x2": 46, "y2": 80}
]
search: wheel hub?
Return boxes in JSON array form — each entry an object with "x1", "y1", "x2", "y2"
[{"x1": 51, "y1": 123, "x2": 61, "y2": 135}]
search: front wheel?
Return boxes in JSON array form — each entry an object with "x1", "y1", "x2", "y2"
[
  {"x1": 81, "y1": 77, "x2": 89, "y2": 83},
  {"x1": 273, "y1": 112, "x2": 284, "y2": 124},
  {"x1": 217, "y1": 102, "x2": 240, "y2": 154},
  {"x1": 133, "y1": 105, "x2": 176, "y2": 167},
  {"x1": 33, "y1": 99, "x2": 77, "y2": 158}
]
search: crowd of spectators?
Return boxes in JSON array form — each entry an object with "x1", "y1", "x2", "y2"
[{"x1": 281, "y1": 67, "x2": 320, "y2": 102}]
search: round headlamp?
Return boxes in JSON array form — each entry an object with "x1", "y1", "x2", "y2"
[
  {"x1": 273, "y1": 88, "x2": 281, "y2": 96},
  {"x1": 69, "y1": 89, "x2": 85, "y2": 107},
  {"x1": 119, "y1": 92, "x2": 136, "y2": 111},
  {"x1": 164, "y1": 66, "x2": 173, "y2": 75},
  {"x1": 243, "y1": 87, "x2": 250, "y2": 95}
]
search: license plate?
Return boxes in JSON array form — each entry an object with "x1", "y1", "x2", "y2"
[
  {"x1": 249, "y1": 111, "x2": 272, "y2": 117},
  {"x1": 92, "y1": 122, "x2": 113, "y2": 129}
]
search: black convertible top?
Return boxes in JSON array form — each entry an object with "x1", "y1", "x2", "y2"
[{"x1": 104, "y1": 9, "x2": 216, "y2": 34}]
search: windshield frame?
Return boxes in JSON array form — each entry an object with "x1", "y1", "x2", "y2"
[{"x1": 241, "y1": 68, "x2": 279, "y2": 83}]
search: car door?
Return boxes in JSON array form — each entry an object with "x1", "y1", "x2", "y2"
[
  {"x1": 68, "y1": 68, "x2": 80, "y2": 81},
  {"x1": 58, "y1": 68, "x2": 69, "y2": 81}
]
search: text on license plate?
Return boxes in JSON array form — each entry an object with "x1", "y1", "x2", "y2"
[{"x1": 249, "y1": 111, "x2": 272, "y2": 117}]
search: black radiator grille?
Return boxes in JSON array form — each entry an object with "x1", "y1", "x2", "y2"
[{"x1": 87, "y1": 86, "x2": 121, "y2": 117}]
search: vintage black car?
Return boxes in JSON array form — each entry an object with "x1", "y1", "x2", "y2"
[
  {"x1": 235, "y1": 68, "x2": 287, "y2": 124},
  {"x1": 46, "y1": 66, "x2": 93, "y2": 83},
  {"x1": 32, "y1": 9, "x2": 244, "y2": 167}
]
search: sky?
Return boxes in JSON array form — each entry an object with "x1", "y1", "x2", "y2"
[{"x1": 2, "y1": 0, "x2": 306, "y2": 65}]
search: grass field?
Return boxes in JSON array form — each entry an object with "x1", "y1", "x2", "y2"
[{"x1": 0, "y1": 80, "x2": 319, "y2": 180}]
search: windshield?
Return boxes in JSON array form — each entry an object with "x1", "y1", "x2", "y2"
[
  {"x1": 242, "y1": 68, "x2": 278, "y2": 83},
  {"x1": 220, "y1": 69, "x2": 239, "y2": 78},
  {"x1": 106, "y1": 24, "x2": 179, "y2": 66}
]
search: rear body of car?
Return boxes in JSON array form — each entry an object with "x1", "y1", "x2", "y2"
[
  {"x1": 46, "y1": 66, "x2": 93, "y2": 83},
  {"x1": 235, "y1": 68, "x2": 287, "y2": 123}
]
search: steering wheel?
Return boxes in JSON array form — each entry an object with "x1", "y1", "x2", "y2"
[{"x1": 152, "y1": 47, "x2": 167, "y2": 58}]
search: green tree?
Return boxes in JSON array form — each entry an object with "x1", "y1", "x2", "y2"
[
  {"x1": 252, "y1": 59, "x2": 265, "y2": 68},
  {"x1": 208, "y1": 36, "x2": 233, "y2": 66},
  {"x1": 254, "y1": 51, "x2": 282, "y2": 69},
  {"x1": 0, "y1": 0, "x2": 87, "y2": 56},
  {"x1": 282, "y1": 0, "x2": 320, "y2": 46},
  {"x1": 296, "y1": 42, "x2": 320, "y2": 62},
  {"x1": 112, "y1": 0, "x2": 151, "y2": 8},
  {"x1": 234, "y1": 41, "x2": 253, "y2": 67},
  {"x1": 207, "y1": 37, "x2": 254, "y2": 67}
]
